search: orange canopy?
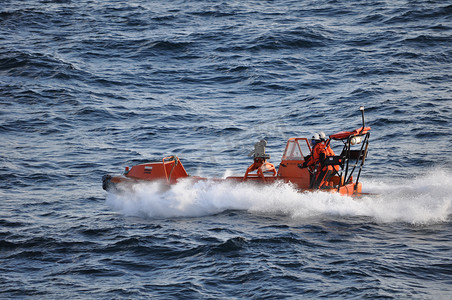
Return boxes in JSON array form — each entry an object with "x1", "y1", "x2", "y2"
[{"x1": 330, "y1": 127, "x2": 371, "y2": 140}]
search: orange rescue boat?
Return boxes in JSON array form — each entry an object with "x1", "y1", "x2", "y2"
[{"x1": 103, "y1": 107, "x2": 371, "y2": 196}]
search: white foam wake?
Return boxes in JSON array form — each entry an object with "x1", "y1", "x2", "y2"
[{"x1": 106, "y1": 168, "x2": 452, "y2": 224}]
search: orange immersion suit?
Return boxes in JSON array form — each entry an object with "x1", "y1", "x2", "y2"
[
  {"x1": 305, "y1": 141, "x2": 326, "y2": 167},
  {"x1": 304, "y1": 141, "x2": 341, "y2": 188},
  {"x1": 303, "y1": 141, "x2": 326, "y2": 188},
  {"x1": 315, "y1": 142, "x2": 339, "y2": 188}
]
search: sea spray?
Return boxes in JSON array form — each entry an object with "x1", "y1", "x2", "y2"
[
  {"x1": 106, "y1": 169, "x2": 452, "y2": 224},
  {"x1": 361, "y1": 168, "x2": 452, "y2": 224}
]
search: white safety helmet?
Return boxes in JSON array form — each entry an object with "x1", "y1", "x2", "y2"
[
  {"x1": 312, "y1": 133, "x2": 320, "y2": 141},
  {"x1": 319, "y1": 131, "x2": 327, "y2": 141},
  {"x1": 311, "y1": 133, "x2": 320, "y2": 146}
]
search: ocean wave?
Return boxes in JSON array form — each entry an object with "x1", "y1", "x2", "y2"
[
  {"x1": 0, "y1": 49, "x2": 77, "y2": 80},
  {"x1": 1, "y1": 0, "x2": 452, "y2": 298}
]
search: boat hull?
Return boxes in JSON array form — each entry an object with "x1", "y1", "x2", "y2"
[{"x1": 102, "y1": 173, "x2": 362, "y2": 196}]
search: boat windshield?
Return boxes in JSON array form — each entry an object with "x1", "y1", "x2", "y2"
[{"x1": 282, "y1": 140, "x2": 303, "y2": 160}]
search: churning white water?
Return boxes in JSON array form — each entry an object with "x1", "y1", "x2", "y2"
[{"x1": 107, "y1": 168, "x2": 452, "y2": 224}]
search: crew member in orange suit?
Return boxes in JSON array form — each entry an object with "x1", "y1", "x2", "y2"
[
  {"x1": 301, "y1": 133, "x2": 328, "y2": 187},
  {"x1": 302, "y1": 133, "x2": 324, "y2": 168},
  {"x1": 315, "y1": 131, "x2": 338, "y2": 187}
]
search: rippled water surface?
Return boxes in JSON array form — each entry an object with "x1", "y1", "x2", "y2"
[{"x1": 1, "y1": 0, "x2": 452, "y2": 298}]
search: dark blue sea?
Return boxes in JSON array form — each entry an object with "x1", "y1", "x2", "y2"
[{"x1": 1, "y1": 0, "x2": 452, "y2": 298}]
